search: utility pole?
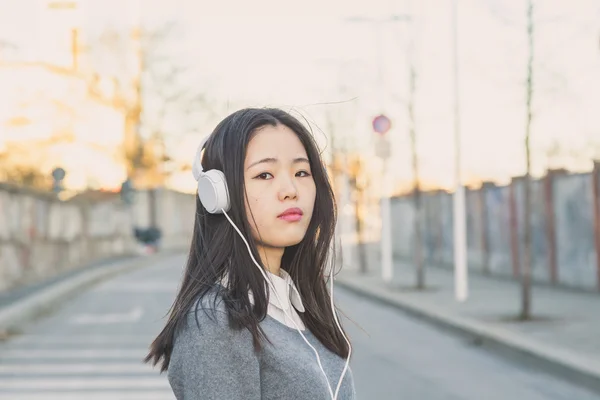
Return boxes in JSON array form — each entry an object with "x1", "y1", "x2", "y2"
[{"x1": 452, "y1": 0, "x2": 468, "y2": 302}]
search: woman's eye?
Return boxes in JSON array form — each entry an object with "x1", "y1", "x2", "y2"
[
  {"x1": 297, "y1": 170, "x2": 311, "y2": 177},
  {"x1": 256, "y1": 172, "x2": 273, "y2": 180}
]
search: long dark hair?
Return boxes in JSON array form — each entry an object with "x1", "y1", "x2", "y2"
[{"x1": 145, "y1": 108, "x2": 349, "y2": 372}]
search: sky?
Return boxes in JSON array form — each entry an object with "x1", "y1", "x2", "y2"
[
  {"x1": 178, "y1": 0, "x2": 600, "y2": 191},
  {"x1": 1, "y1": 0, "x2": 599, "y2": 192}
]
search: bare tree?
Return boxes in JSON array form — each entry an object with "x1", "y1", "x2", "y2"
[
  {"x1": 484, "y1": 0, "x2": 536, "y2": 320},
  {"x1": 0, "y1": 164, "x2": 49, "y2": 189},
  {"x1": 0, "y1": 145, "x2": 50, "y2": 190},
  {"x1": 521, "y1": 0, "x2": 534, "y2": 320},
  {"x1": 94, "y1": 23, "x2": 213, "y2": 184}
]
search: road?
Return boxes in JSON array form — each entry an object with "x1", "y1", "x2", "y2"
[{"x1": 1, "y1": 253, "x2": 599, "y2": 400}]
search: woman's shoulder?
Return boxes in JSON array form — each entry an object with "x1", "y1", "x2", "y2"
[
  {"x1": 172, "y1": 285, "x2": 257, "y2": 358},
  {"x1": 183, "y1": 285, "x2": 229, "y2": 328},
  {"x1": 168, "y1": 286, "x2": 260, "y2": 396},
  {"x1": 181, "y1": 285, "x2": 253, "y2": 336},
  {"x1": 192, "y1": 285, "x2": 227, "y2": 310}
]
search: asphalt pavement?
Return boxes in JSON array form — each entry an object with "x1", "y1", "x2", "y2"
[{"x1": 0, "y1": 253, "x2": 599, "y2": 399}]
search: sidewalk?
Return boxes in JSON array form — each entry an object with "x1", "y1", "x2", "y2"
[
  {"x1": 0, "y1": 250, "x2": 180, "y2": 335},
  {"x1": 0, "y1": 255, "x2": 134, "y2": 309},
  {"x1": 337, "y1": 261, "x2": 600, "y2": 394}
]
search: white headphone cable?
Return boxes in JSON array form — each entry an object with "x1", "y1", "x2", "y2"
[
  {"x1": 222, "y1": 209, "x2": 351, "y2": 400},
  {"x1": 329, "y1": 260, "x2": 352, "y2": 399}
]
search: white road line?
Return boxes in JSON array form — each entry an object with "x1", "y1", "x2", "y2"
[
  {"x1": 0, "y1": 391, "x2": 175, "y2": 400},
  {"x1": 0, "y1": 349, "x2": 148, "y2": 359},
  {"x1": 0, "y1": 363, "x2": 160, "y2": 374},
  {"x1": 69, "y1": 307, "x2": 145, "y2": 325},
  {"x1": 9, "y1": 335, "x2": 156, "y2": 344},
  {"x1": 0, "y1": 377, "x2": 170, "y2": 390},
  {"x1": 93, "y1": 281, "x2": 180, "y2": 292}
]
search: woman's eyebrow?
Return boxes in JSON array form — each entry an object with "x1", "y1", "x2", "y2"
[{"x1": 246, "y1": 157, "x2": 309, "y2": 170}]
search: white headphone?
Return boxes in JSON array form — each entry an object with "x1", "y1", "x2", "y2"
[
  {"x1": 192, "y1": 135, "x2": 231, "y2": 214},
  {"x1": 192, "y1": 135, "x2": 351, "y2": 400}
]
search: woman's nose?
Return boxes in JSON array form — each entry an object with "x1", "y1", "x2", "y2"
[{"x1": 278, "y1": 175, "x2": 298, "y2": 201}]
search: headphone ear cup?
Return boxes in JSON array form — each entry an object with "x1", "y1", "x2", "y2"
[{"x1": 197, "y1": 169, "x2": 230, "y2": 214}]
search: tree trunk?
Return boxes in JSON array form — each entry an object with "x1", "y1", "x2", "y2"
[{"x1": 521, "y1": 0, "x2": 534, "y2": 320}]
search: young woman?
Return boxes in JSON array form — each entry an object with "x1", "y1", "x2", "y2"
[{"x1": 145, "y1": 108, "x2": 356, "y2": 399}]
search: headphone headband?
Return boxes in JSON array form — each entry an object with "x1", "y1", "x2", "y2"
[{"x1": 192, "y1": 135, "x2": 210, "y2": 181}]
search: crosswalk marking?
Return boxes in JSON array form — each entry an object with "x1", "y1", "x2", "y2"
[
  {"x1": 0, "y1": 377, "x2": 170, "y2": 390},
  {"x1": 0, "y1": 342, "x2": 173, "y2": 398},
  {"x1": 93, "y1": 281, "x2": 181, "y2": 292},
  {"x1": 0, "y1": 255, "x2": 181, "y2": 399},
  {"x1": 0, "y1": 363, "x2": 159, "y2": 374},
  {"x1": 9, "y1": 335, "x2": 156, "y2": 344},
  {"x1": 1, "y1": 349, "x2": 149, "y2": 359},
  {"x1": 0, "y1": 392, "x2": 175, "y2": 400}
]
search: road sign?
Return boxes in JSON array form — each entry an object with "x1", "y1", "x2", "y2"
[
  {"x1": 51, "y1": 167, "x2": 66, "y2": 181},
  {"x1": 51, "y1": 167, "x2": 66, "y2": 194},
  {"x1": 372, "y1": 114, "x2": 391, "y2": 135}
]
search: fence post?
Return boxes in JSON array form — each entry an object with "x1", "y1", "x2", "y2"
[
  {"x1": 543, "y1": 170, "x2": 559, "y2": 284},
  {"x1": 509, "y1": 177, "x2": 521, "y2": 278},
  {"x1": 481, "y1": 182, "x2": 495, "y2": 275},
  {"x1": 432, "y1": 190, "x2": 443, "y2": 265}
]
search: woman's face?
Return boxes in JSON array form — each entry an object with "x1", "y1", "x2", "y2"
[{"x1": 243, "y1": 124, "x2": 316, "y2": 249}]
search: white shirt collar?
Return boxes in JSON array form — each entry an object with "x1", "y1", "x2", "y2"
[
  {"x1": 267, "y1": 269, "x2": 305, "y2": 313},
  {"x1": 219, "y1": 269, "x2": 305, "y2": 313}
]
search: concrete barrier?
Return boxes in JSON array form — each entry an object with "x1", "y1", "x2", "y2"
[{"x1": 0, "y1": 183, "x2": 195, "y2": 294}]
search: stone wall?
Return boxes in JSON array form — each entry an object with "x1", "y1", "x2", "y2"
[{"x1": 0, "y1": 184, "x2": 196, "y2": 293}]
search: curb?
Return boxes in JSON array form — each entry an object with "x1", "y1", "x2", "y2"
[
  {"x1": 0, "y1": 250, "x2": 179, "y2": 333},
  {"x1": 336, "y1": 274, "x2": 600, "y2": 395}
]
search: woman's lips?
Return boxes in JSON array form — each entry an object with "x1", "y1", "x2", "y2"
[{"x1": 278, "y1": 207, "x2": 303, "y2": 222}]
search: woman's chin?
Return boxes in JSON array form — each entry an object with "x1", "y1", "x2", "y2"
[{"x1": 267, "y1": 235, "x2": 306, "y2": 249}]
